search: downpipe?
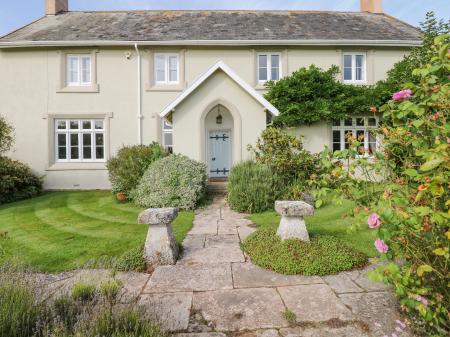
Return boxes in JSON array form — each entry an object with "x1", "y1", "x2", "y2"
[{"x1": 134, "y1": 43, "x2": 143, "y2": 145}]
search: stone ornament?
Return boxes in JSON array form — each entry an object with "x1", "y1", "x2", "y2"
[
  {"x1": 138, "y1": 208, "x2": 179, "y2": 267},
  {"x1": 275, "y1": 201, "x2": 314, "y2": 241}
]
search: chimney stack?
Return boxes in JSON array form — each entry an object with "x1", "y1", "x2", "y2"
[
  {"x1": 46, "y1": 0, "x2": 68, "y2": 15},
  {"x1": 360, "y1": 0, "x2": 383, "y2": 13}
]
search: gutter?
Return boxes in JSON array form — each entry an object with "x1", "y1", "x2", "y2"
[
  {"x1": 0, "y1": 39, "x2": 422, "y2": 48},
  {"x1": 134, "y1": 43, "x2": 143, "y2": 145}
]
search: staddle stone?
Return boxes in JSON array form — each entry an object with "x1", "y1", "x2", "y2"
[{"x1": 275, "y1": 201, "x2": 314, "y2": 241}]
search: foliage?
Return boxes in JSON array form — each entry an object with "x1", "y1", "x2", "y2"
[
  {"x1": 71, "y1": 282, "x2": 97, "y2": 303},
  {"x1": 227, "y1": 160, "x2": 285, "y2": 213},
  {"x1": 0, "y1": 115, "x2": 14, "y2": 155},
  {"x1": 0, "y1": 191, "x2": 194, "y2": 272},
  {"x1": 0, "y1": 265, "x2": 165, "y2": 337},
  {"x1": 282, "y1": 309, "x2": 297, "y2": 324},
  {"x1": 264, "y1": 65, "x2": 385, "y2": 127},
  {"x1": 0, "y1": 157, "x2": 42, "y2": 205},
  {"x1": 366, "y1": 35, "x2": 449, "y2": 336},
  {"x1": 133, "y1": 154, "x2": 208, "y2": 210},
  {"x1": 106, "y1": 143, "x2": 166, "y2": 197},
  {"x1": 111, "y1": 245, "x2": 146, "y2": 272},
  {"x1": 242, "y1": 228, "x2": 367, "y2": 275},
  {"x1": 249, "y1": 128, "x2": 319, "y2": 184}
]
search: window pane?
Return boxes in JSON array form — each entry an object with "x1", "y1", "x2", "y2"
[
  {"x1": 67, "y1": 56, "x2": 79, "y2": 85},
  {"x1": 333, "y1": 142, "x2": 341, "y2": 152},
  {"x1": 333, "y1": 130, "x2": 341, "y2": 143},
  {"x1": 270, "y1": 55, "x2": 280, "y2": 80},
  {"x1": 57, "y1": 134, "x2": 67, "y2": 160},
  {"x1": 70, "y1": 121, "x2": 79, "y2": 129},
  {"x1": 164, "y1": 133, "x2": 173, "y2": 146},
  {"x1": 57, "y1": 133, "x2": 66, "y2": 146},
  {"x1": 344, "y1": 130, "x2": 353, "y2": 149},
  {"x1": 369, "y1": 133, "x2": 377, "y2": 154},
  {"x1": 344, "y1": 68, "x2": 352, "y2": 81},
  {"x1": 57, "y1": 121, "x2": 67, "y2": 130},
  {"x1": 343, "y1": 55, "x2": 352, "y2": 81},
  {"x1": 343, "y1": 55, "x2": 352, "y2": 68},
  {"x1": 258, "y1": 55, "x2": 268, "y2": 81},
  {"x1": 356, "y1": 118, "x2": 364, "y2": 126},
  {"x1": 58, "y1": 147, "x2": 67, "y2": 160},
  {"x1": 82, "y1": 121, "x2": 91, "y2": 129},
  {"x1": 368, "y1": 117, "x2": 377, "y2": 127},
  {"x1": 96, "y1": 147, "x2": 104, "y2": 159},
  {"x1": 168, "y1": 56, "x2": 178, "y2": 82},
  {"x1": 332, "y1": 120, "x2": 340, "y2": 126},
  {"x1": 95, "y1": 133, "x2": 104, "y2": 146},
  {"x1": 94, "y1": 120, "x2": 104, "y2": 130},
  {"x1": 81, "y1": 56, "x2": 91, "y2": 84},
  {"x1": 70, "y1": 134, "x2": 79, "y2": 159},
  {"x1": 163, "y1": 121, "x2": 173, "y2": 130},
  {"x1": 355, "y1": 55, "x2": 364, "y2": 81},
  {"x1": 344, "y1": 118, "x2": 352, "y2": 126},
  {"x1": 155, "y1": 55, "x2": 166, "y2": 82},
  {"x1": 356, "y1": 130, "x2": 365, "y2": 142},
  {"x1": 83, "y1": 133, "x2": 92, "y2": 159}
]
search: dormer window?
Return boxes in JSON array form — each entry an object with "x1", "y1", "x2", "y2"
[
  {"x1": 343, "y1": 53, "x2": 366, "y2": 84},
  {"x1": 257, "y1": 53, "x2": 281, "y2": 83},
  {"x1": 66, "y1": 54, "x2": 92, "y2": 87},
  {"x1": 155, "y1": 53, "x2": 179, "y2": 84}
]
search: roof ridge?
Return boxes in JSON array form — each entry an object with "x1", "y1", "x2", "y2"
[{"x1": 64, "y1": 9, "x2": 374, "y2": 15}]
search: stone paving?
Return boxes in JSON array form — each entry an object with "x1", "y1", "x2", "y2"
[{"x1": 34, "y1": 196, "x2": 413, "y2": 337}]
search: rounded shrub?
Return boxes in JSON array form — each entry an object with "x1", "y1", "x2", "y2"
[
  {"x1": 132, "y1": 154, "x2": 207, "y2": 210},
  {"x1": 227, "y1": 160, "x2": 285, "y2": 213},
  {"x1": 0, "y1": 157, "x2": 42, "y2": 205},
  {"x1": 106, "y1": 143, "x2": 166, "y2": 197}
]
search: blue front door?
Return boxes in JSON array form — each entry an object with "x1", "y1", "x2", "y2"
[{"x1": 208, "y1": 130, "x2": 231, "y2": 178}]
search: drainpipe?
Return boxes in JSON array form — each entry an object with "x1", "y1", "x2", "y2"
[{"x1": 134, "y1": 43, "x2": 143, "y2": 145}]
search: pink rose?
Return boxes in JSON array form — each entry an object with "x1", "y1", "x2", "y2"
[
  {"x1": 374, "y1": 239, "x2": 389, "y2": 253},
  {"x1": 414, "y1": 295, "x2": 428, "y2": 306},
  {"x1": 367, "y1": 213, "x2": 381, "y2": 229},
  {"x1": 392, "y1": 89, "x2": 412, "y2": 102}
]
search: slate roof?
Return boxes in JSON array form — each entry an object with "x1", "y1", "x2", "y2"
[{"x1": 0, "y1": 10, "x2": 421, "y2": 45}]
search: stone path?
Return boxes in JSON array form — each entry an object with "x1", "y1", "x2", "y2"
[{"x1": 35, "y1": 196, "x2": 412, "y2": 337}]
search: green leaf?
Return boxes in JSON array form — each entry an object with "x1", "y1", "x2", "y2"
[
  {"x1": 433, "y1": 248, "x2": 447, "y2": 256},
  {"x1": 315, "y1": 199, "x2": 323, "y2": 208},
  {"x1": 420, "y1": 158, "x2": 444, "y2": 171},
  {"x1": 404, "y1": 168, "x2": 418, "y2": 177},
  {"x1": 412, "y1": 120, "x2": 424, "y2": 128},
  {"x1": 417, "y1": 264, "x2": 433, "y2": 277}
]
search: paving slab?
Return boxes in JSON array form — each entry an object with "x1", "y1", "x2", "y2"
[
  {"x1": 115, "y1": 271, "x2": 150, "y2": 302},
  {"x1": 205, "y1": 234, "x2": 240, "y2": 247},
  {"x1": 179, "y1": 246, "x2": 245, "y2": 264},
  {"x1": 237, "y1": 226, "x2": 257, "y2": 241},
  {"x1": 189, "y1": 224, "x2": 218, "y2": 235},
  {"x1": 217, "y1": 225, "x2": 238, "y2": 235},
  {"x1": 138, "y1": 292, "x2": 192, "y2": 332},
  {"x1": 339, "y1": 292, "x2": 412, "y2": 337},
  {"x1": 175, "y1": 333, "x2": 226, "y2": 337},
  {"x1": 279, "y1": 325, "x2": 370, "y2": 337},
  {"x1": 183, "y1": 235, "x2": 206, "y2": 251},
  {"x1": 322, "y1": 273, "x2": 363, "y2": 294},
  {"x1": 232, "y1": 263, "x2": 323, "y2": 288},
  {"x1": 193, "y1": 288, "x2": 288, "y2": 331},
  {"x1": 144, "y1": 264, "x2": 233, "y2": 293},
  {"x1": 353, "y1": 271, "x2": 391, "y2": 292},
  {"x1": 277, "y1": 284, "x2": 353, "y2": 322}
]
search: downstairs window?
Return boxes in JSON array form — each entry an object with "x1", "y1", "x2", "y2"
[
  {"x1": 55, "y1": 119, "x2": 105, "y2": 162},
  {"x1": 331, "y1": 117, "x2": 378, "y2": 155}
]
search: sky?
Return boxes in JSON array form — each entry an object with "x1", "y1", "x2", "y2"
[{"x1": 0, "y1": 0, "x2": 449, "y2": 37}]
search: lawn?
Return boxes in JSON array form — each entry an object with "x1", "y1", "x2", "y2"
[
  {"x1": 248, "y1": 198, "x2": 377, "y2": 257},
  {"x1": 0, "y1": 191, "x2": 194, "y2": 272}
]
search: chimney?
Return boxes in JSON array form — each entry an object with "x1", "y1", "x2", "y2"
[
  {"x1": 46, "y1": 0, "x2": 68, "y2": 15},
  {"x1": 360, "y1": 0, "x2": 383, "y2": 13}
]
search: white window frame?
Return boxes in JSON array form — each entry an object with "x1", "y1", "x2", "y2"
[
  {"x1": 342, "y1": 52, "x2": 366, "y2": 84},
  {"x1": 331, "y1": 116, "x2": 378, "y2": 156},
  {"x1": 162, "y1": 120, "x2": 173, "y2": 153},
  {"x1": 55, "y1": 119, "x2": 106, "y2": 162},
  {"x1": 66, "y1": 54, "x2": 92, "y2": 87},
  {"x1": 257, "y1": 52, "x2": 281, "y2": 83},
  {"x1": 154, "y1": 53, "x2": 179, "y2": 85}
]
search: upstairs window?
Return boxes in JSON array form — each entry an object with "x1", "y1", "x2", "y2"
[
  {"x1": 343, "y1": 53, "x2": 366, "y2": 84},
  {"x1": 66, "y1": 54, "x2": 92, "y2": 87},
  {"x1": 55, "y1": 119, "x2": 105, "y2": 162},
  {"x1": 155, "y1": 54, "x2": 179, "y2": 84},
  {"x1": 162, "y1": 120, "x2": 173, "y2": 153},
  {"x1": 331, "y1": 117, "x2": 378, "y2": 155},
  {"x1": 257, "y1": 53, "x2": 281, "y2": 82}
]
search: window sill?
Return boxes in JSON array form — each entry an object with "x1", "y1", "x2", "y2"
[
  {"x1": 145, "y1": 84, "x2": 184, "y2": 92},
  {"x1": 342, "y1": 81, "x2": 367, "y2": 85},
  {"x1": 46, "y1": 162, "x2": 107, "y2": 171},
  {"x1": 254, "y1": 84, "x2": 269, "y2": 91},
  {"x1": 57, "y1": 84, "x2": 100, "y2": 93}
]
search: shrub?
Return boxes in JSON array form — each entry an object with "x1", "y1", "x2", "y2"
[
  {"x1": 113, "y1": 245, "x2": 146, "y2": 272},
  {"x1": 242, "y1": 228, "x2": 367, "y2": 275},
  {"x1": 106, "y1": 143, "x2": 166, "y2": 197},
  {"x1": 0, "y1": 157, "x2": 42, "y2": 205},
  {"x1": 71, "y1": 282, "x2": 97, "y2": 303},
  {"x1": 0, "y1": 115, "x2": 14, "y2": 155},
  {"x1": 227, "y1": 161, "x2": 285, "y2": 213},
  {"x1": 249, "y1": 127, "x2": 319, "y2": 184},
  {"x1": 133, "y1": 154, "x2": 207, "y2": 210},
  {"x1": 367, "y1": 36, "x2": 449, "y2": 336}
]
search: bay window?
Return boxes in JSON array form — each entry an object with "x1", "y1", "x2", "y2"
[
  {"x1": 331, "y1": 117, "x2": 378, "y2": 155},
  {"x1": 55, "y1": 119, "x2": 105, "y2": 162}
]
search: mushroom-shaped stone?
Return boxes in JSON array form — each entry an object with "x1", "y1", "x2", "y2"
[
  {"x1": 275, "y1": 201, "x2": 314, "y2": 241},
  {"x1": 138, "y1": 208, "x2": 179, "y2": 267}
]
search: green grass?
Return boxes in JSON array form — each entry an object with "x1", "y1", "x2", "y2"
[
  {"x1": 248, "y1": 198, "x2": 377, "y2": 257},
  {"x1": 0, "y1": 191, "x2": 194, "y2": 272}
]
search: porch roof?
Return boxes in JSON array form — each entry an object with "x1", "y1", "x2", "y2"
[{"x1": 160, "y1": 61, "x2": 280, "y2": 117}]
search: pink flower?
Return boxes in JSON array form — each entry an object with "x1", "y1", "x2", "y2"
[
  {"x1": 396, "y1": 320, "x2": 406, "y2": 328},
  {"x1": 375, "y1": 239, "x2": 389, "y2": 253},
  {"x1": 414, "y1": 295, "x2": 428, "y2": 306},
  {"x1": 367, "y1": 213, "x2": 381, "y2": 229},
  {"x1": 392, "y1": 89, "x2": 412, "y2": 102}
]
